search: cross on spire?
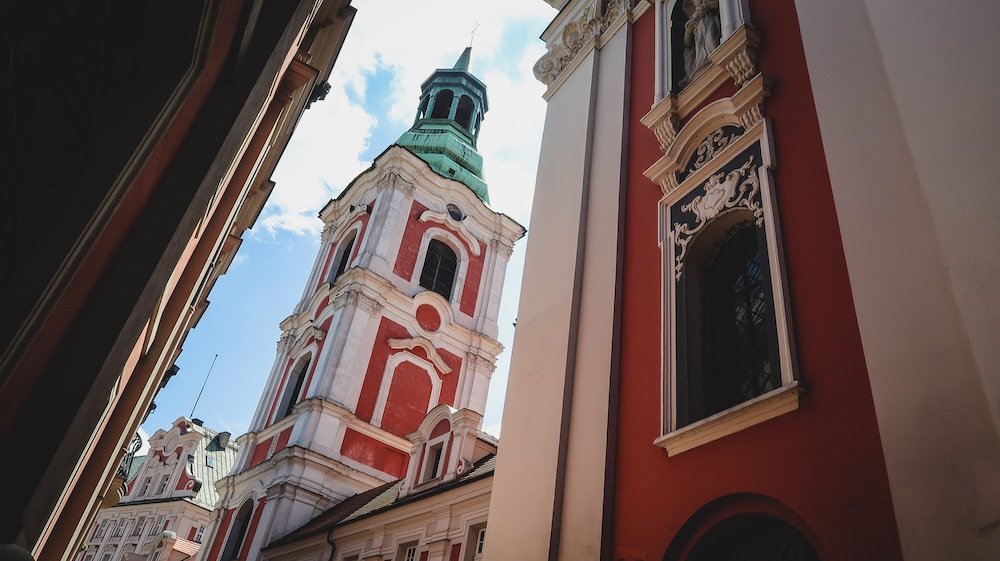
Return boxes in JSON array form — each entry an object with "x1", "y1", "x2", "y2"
[{"x1": 469, "y1": 22, "x2": 479, "y2": 48}]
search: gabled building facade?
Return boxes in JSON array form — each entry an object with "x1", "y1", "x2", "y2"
[
  {"x1": 488, "y1": 0, "x2": 1000, "y2": 560},
  {"x1": 197, "y1": 50, "x2": 524, "y2": 561},
  {"x1": 79, "y1": 418, "x2": 239, "y2": 561}
]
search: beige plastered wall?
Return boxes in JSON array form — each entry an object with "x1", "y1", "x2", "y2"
[
  {"x1": 793, "y1": 1, "x2": 1000, "y2": 559},
  {"x1": 558, "y1": 25, "x2": 628, "y2": 560},
  {"x1": 486, "y1": 19, "x2": 629, "y2": 561}
]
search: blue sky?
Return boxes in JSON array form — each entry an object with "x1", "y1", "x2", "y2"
[{"x1": 142, "y1": 0, "x2": 554, "y2": 440}]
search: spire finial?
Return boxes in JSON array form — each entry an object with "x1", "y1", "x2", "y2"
[
  {"x1": 453, "y1": 46, "x2": 472, "y2": 72},
  {"x1": 469, "y1": 22, "x2": 479, "y2": 48}
]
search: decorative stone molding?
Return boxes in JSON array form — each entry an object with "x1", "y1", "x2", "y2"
[
  {"x1": 378, "y1": 167, "x2": 415, "y2": 196},
  {"x1": 642, "y1": 24, "x2": 762, "y2": 168},
  {"x1": 682, "y1": 125, "x2": 743, "y2": 179},
  {"x1": 709, "y1": 25, "x2": 759, "y2": 87},
  {"x1": 490, "y1": 238, "x2": 514, "y2": 258},
  {"x1": 320, "y1": 222, "x2": 335, "y2": 243},
  {"x1": 655, "y1": 382, "x2": 801, "y2": 456},
  {"x1": 388, "y1": 337, "x2": 453, "y2": 374},
  {"x1": 673, "y1": 156, "x2": 763, "y2": 279},
  {"x1": 357, "y1": 292, "x2": 383, "y2": 314},
  {"x1": 532, "y1": 0, "x2": 634, "y2": 90},
  {"x1": 419, "y1": 209, "x2": 482, "y2": 256},
  {"x1": 643, "y1": 73, "x2": 768, "y2": 195}
]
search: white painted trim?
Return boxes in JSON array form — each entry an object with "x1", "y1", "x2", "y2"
[
  {"x1": 371, "y1": 353, "x2": 442, "y2": 429},
  {"x1": 655, "y1": 110, "x2": 799, "y2": 442},
  {"x1": 326, "y1": 223, "x2": 363, "y2": 284},
  {"x1": 418, "y1": 432, "x2": 450, "y2": 484},
  {"x1": 409, "y1": 228, "x2": 471, "y2": 309},
  {"x1": 418, "y1": 210, "x2": 481, "y2": 256},
  {"x1": 654, "y1": 382, "x2": 802, "y2": 455},
  {"x1": 387, "y1": 337, "x2": 453, "y2": 374}
]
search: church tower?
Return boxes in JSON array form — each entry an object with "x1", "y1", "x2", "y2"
[{"x1": 200, "y1": 49, "x2": 523, "y2": 561}]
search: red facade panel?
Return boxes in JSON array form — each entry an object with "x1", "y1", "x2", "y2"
[
  {"x1": 274, "y1": 426, "x2": 293, "y2": 452},
  {"x1": 392, "y1": 200, "x2": 486, "y2": 316},
  {"x1": 356, "y1": 317, "x2": 460, "y2": 429},
  {"x1": 339, "y1": 428, "x2": 408, "y2": 478},
  {"x1": 248, "y1": 437, "x2": 273, "y2": 469},
  {"x1": 612, "y1": 6, "x2": 901, "y2": 560},
  {"x1": 205, "y1": 508, "x2": 233, "y2": 561}
]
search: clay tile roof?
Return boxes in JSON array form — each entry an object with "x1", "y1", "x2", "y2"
[{"x1": 168, "y1": 538, "x2": 200, "y2": 557}]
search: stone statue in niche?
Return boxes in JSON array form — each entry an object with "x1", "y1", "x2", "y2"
[{"x1": 681, "y1": 0, "x2": 722, "y2": 86}]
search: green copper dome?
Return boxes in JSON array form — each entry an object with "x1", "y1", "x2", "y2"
[{"x1": 397, "y1": 47, "x2": 490, "y2": 202}]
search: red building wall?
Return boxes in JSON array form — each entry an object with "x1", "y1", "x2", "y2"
[
  {"x1": 393, "y1": 200, "x2": 486, "y2": 316},
  {"x1": 613, "y1": 5, "x2": 902, "y2": 560}
]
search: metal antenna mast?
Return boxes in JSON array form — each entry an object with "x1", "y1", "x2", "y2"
[{"x1": 190, "y1": 353, "x2": 218, "y2": 419}]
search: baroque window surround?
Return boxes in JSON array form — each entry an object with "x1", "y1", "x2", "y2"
[
  {"x1": 642, "y1": 26, "x2": 800, "y2": 457},
  {"x1": 410, "y1": 228, "x2": 470, "y2": 306}
]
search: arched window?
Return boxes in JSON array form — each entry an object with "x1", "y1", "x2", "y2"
[
  {"x1": 328, "y1": 231, "x2": 356, "y2": 283},
  {"x1": 455, "y1": 95, "x2": 475, "y2": 129},
  {"x1": 220, "y1": 499, "x2": 253, "y2": 561},
  {"x1": 419, "y1": 240, "x2": 458, "y2": 300},
  {"x1": 678, "y1": 221, "x2": 779, "y2": 427},
  {"x1": 430, "y1": 89, "x2": 453, "y2": 119},
  {"x1": 275, "y1": 356, "x2": 311, "y2": 422}
]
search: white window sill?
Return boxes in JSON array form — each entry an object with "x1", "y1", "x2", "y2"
[{"x1": 655, "y1": 381, "x2": 802, "y2": 456}]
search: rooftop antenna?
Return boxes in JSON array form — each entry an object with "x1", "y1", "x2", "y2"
[
  {"x1": 469, "y1": 22, "x2": 479, "y2": 48},
  {"x1": 190, "y1": 353, "x2": 218, "y2": 419}
]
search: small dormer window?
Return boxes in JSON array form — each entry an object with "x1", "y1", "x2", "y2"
[
  {"x1": 446, "y1": 203, "x2": 464, "y2": 221},
  {"x1": 422, "y1": 442, "x2": 444, "y2": 483}
]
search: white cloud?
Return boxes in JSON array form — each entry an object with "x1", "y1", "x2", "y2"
[{"x1": 260, "y1": 76, "x2": 377, "y2": 236}]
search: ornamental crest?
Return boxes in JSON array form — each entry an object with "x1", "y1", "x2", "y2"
[{"x1": 673, "y1": 153, "x2": 764, "y2": 279}]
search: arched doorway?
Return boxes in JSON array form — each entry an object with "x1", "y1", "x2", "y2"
[{"x1": 683, "y1": 514, "x2": 818, "y2": 561}]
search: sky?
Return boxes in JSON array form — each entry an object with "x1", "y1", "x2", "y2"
[{"x1": 141, "y1": 0, "x2": 555, "y2": 441}]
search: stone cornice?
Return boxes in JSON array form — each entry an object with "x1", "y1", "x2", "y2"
[{"x1": 533, "y1": 0, "x2": 636, "y2": 99}]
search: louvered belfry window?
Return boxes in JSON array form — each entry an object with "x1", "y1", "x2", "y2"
[{"x1": 419, "y1": 240, "x2": 458, "y2": 300}]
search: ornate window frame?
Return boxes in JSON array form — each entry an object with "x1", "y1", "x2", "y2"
[
  {"x1": 644, "y1": 70, "x2": 800, "y2": 457},
  {"x1": 411, "y1": 229, "x2": 469, "y2": 305}
]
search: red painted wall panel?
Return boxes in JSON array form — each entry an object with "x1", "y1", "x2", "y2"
[
  {"x1": 248, "y1": 437, "x2": 272, "y2": 469},
  {"x1": 430, "y1": 419, "x2": 450, "y2": 439},
  {"x1": 205, "y1": 508, "x2": 233, "y2": 561},
  {"x1": 356, "y1": 317, "x2": 460, "y2": 427},
  {"x1": 339, "y1": 428, "x2": 408, "y2": 478},
  {"x1": 381, "y1": 360, "x2": 434, "y2": 436},
  {"x1": 612, "y1": 6, "x2": 901, "y2": 561},
  {"x1": 392, "y1": 200, "x2": 486, "y2": 316},
  {"x1": 274, "y1": 426, "x2": 293, "y2": 452},
  {"x1": 449, "y1": 543, "x2": 462, "y2": 561}
]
